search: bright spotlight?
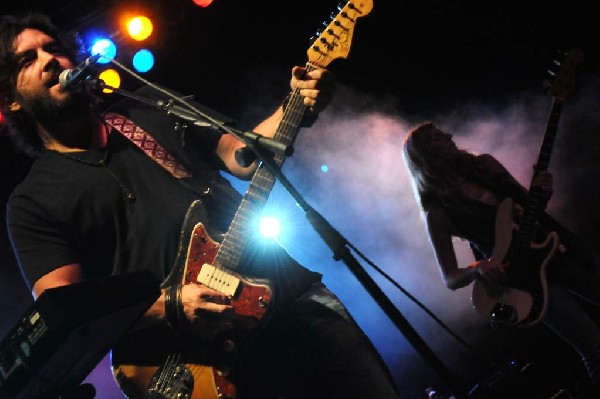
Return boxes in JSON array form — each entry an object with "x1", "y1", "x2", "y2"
[
  {"x1": 193, "y1": 0, "x2": 215, "y2": 7},
  {"x1": 98, "y1": 68, "x2": 121, "y2": 93},
  {"x1": 90, "y1": 38, "x2": 117, "y2": 64},
  {"x1": 259, "y1": 216, "x2": 281, "y2": 239},
  {"x1": 321, "y1": 164, "x2": 329, "y2": 172},
  {"x1": 127, "y1": 16, "x2": 153, "y2": 41}
]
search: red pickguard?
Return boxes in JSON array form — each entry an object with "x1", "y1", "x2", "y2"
[{"x1": 184, "y1": 222, "x2": 271, "y2": 320}]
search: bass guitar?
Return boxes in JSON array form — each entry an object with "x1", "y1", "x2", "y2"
[
  {"x1": 471, "y1": 48, "x2": 583, "y2": 328},
  {"x1": 110, "y1": 1, "x2": 373, "y2": 398}
]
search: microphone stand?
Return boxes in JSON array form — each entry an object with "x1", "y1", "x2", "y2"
[
  {"x1": 85, "y1": 79, "x2": 293, "y2": 157},
  {"x1": 87, "y1": 78, "x2": 466, "y2": 398},
  {"x1": 248, "y1": 145, "x2": 468, "y2": 398}
]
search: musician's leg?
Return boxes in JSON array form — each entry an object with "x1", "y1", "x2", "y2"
[
  {"x1": 543, "y1": 283, "x2": 600, "y2": 385},
  {"x1": 289, "y1": 283, "x2": 401, "y2": 398},
  {"x1": 234, "y1": 282, "x2": 402, "y2": 399},
  {"x1": 556, "y1": 252, "x2": 600, "y2": 306}
]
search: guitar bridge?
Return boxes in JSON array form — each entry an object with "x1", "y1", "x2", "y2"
[{"x1": 147, "y1": 362, "x2": 194, "y2": 399}]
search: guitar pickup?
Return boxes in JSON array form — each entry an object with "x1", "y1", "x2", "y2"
[{"x1": 197, "y1": 264, "x2": 240, "y2": 297}]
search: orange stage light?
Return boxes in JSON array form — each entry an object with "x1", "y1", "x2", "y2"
[{"x1": 126, "y1": 16, "x2": 153, "y2": 41}]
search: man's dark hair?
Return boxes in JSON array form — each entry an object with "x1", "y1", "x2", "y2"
[{"x1": 0, "y1": 12, "x2": 82, "y2": 156}]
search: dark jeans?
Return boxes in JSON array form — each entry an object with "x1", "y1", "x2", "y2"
[
  {"x1": 234, "y1": 282, "x2": 402, "y2": 399},
  {"x1": 544, "y1": 251, "x2": 600, "y2": 383}
]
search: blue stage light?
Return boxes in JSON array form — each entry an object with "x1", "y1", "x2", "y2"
[
  {"x1": 132, "y1": 48, "x2": 155, "y2": 73},
  {"x1": 90, "y1": 38, "x2": 117, "y2": 64}
]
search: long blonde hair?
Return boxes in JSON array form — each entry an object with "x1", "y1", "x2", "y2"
[{"x1": 402, "y1": 122, "x2": 503, "y2": 210}]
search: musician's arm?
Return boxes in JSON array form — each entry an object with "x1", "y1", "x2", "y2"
[
  {"x1": 215, "y1": 106, "x2": 284, "y2": 180},
  {"x1": 32, "y1": 263, "x2": 83, "y2": 299},
  {"x1": 31, "y1": 264, "x2": 171, "y2": 332},
  {"x1": 425, "y1": 206, "x2": 478, "y2": 290},
  {"x1": 481, "y1": 152, "x2": 553, "y2": 200},
  {"x1": 479, "y1": 154, "x2": 528, "y2": 193},
  {"x1": 215, "y1": 66, "x2": 334, "y2": 180}
]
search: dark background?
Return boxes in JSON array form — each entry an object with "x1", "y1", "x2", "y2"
[{"x1": 1, "y1": 1, "x2": 599, "y2": 398}]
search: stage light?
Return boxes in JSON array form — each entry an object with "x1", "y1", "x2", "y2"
[
  {"x1": 90, "y1": 38, "x2": 117, "y2": 64},
  {"x1": 98, "y1": 68, "x2": 121, "y2": 93},
  {"x1": 132, "y1": 49, "x2": 155, "y2": 73},
  {"x1": 321, "y1": 164, "x2": 329, "y2": 172},
  {"x1": 126, "y1": 16, "x2": 153, "y2": 41},
  {"x1": 192, "y1": 0, "x2": 215, "y2": 7},
  {"x1": 259, "y1": 216, "x2": 281, "y2": 239}
]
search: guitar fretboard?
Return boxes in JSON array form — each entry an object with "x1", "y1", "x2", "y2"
[
  {"x1": 515, "y1": 99, "x2": 563, "y2": 251},
  {"x1": 215, "y1": 66, "x2": 317, "y2": 270}
]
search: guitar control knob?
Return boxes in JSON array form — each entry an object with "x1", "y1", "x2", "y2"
[
  {"x1": 258, "y1": 296, "x2": 269, "y2": 308},
  {"x1": 490, "y1": 303, "x2": 517, "y2": 328}
]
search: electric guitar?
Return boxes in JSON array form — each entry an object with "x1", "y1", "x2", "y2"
[
  {"x1": 471, "y1": 48, "x2": 583, "y2": 328},
  {"x1": 110, "y1": 2, "x2": 373, "y2": 398}
]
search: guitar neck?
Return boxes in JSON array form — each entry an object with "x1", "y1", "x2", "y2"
[
  {"x1": 214, "y1": 71, "x2": 313, "y2": 270},
  {"x1": 204, "y1": 0, "x2": 374, "y2": 271},
  {"x1": 535, "y1": 99, "x2": 563, "y2": 173},
  {"x1": 516, "y1": 98, "x2": 563, "y2": 248}
]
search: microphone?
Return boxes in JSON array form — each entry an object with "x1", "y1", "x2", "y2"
[{"x1": 59, "y1": 54, "x2": 102, "y2": 89}]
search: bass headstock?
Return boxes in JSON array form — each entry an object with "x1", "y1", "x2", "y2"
[{"x1": 544, "y1": 48, "x2": 584, "y2": 101}]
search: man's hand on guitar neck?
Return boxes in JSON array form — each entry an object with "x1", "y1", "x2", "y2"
[{"x1": 289, "y1": 66, "x2": 336, "y2": 113}]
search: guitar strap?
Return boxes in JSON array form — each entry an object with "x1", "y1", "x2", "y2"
[{"x1": 104, "y1": 112, "x2": 192, "y2": 179}]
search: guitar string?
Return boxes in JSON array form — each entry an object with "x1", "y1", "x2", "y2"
[
  {"x1": 155, "y1": 353, "x2": 170, "y2": 392},
  {"x1": 158, "y1": 352, "x2": 181, "y2": 393},
  {"x1": 206, "y1": 79, "x2": 307, "y2": 291},
  {"x1": 155, "y1": 352, "x2": 171, "y2": 392}
]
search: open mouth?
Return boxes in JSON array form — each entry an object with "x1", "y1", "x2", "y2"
[{"x1": 46, "y1": 73, "x2": 61, "y2": 88}]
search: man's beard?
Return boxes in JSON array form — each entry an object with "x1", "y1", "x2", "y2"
[{"x1": 18, "y1": 88, "x2": 96, "y2": 148}]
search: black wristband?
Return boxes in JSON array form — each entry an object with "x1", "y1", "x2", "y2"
[{"x1": 164, "y1": 284, "x2": 184, "y2": 330}]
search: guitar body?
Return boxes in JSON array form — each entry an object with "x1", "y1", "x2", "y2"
[
  {"x1": 111, "y1": 210, "x2": 272, "y2": 399},
  {"x1": 472, "y1": 49, "x2": 582, "y2": 328},
  {"x1": 472, "y1": 198, "x2": 559, "y2": 328},
  {"x1": 112, "y1": 363, "x2": 224, "y2": 399}
]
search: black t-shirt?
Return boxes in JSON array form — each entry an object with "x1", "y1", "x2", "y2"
[{"x1": 7, "y1": 89, "x2": 321, "y2": 305}]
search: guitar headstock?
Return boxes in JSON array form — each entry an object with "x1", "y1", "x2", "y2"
[
  {"x1": 306, "y1": 0, "x2": 373, "y2": 68},
  {"x1": 545, "y1": 48, "x2": 584, "y2": 101}
]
